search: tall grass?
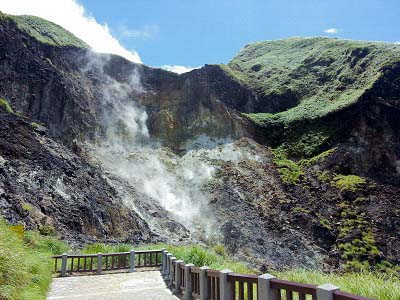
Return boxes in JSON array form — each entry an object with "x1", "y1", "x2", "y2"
[
  {"x1": 274, "y1": 269, "x2": 400, "y2": 300},
  {"x1": 0, "y1": 220, "x2": 68, "y2": 300}
]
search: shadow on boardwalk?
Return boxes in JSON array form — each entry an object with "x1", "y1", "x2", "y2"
[{"x1": 47, "y1": 270, "x2": 179, "y2": 300}]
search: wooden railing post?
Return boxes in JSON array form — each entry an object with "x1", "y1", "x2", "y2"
[
  {"x1": 166, "y1": 253, "x2": 172, "y2": 280},
  {"x1": 220, "y1": 269, "x2": 232, "y2": 300},
  {"x1": 169, "y1": 257, "x2": 177, "y2": 287},
  {"x1": 129, "y1": 250, "x2": 136, "y2": 273},
  {"x1": 258, "y1": 273, "x2": 276, "y2": 300},
  {"x1": 173, "y1": 260, "x2": 184, "y2": 294},
  {"x1": 317, "y1": 283, "x2": 339, "y2": 300},
  {"x1": 161, "y1": 249, "x2": 167, "y2": 273},
  {"x1": 60, "y1": 253, "x2": 68, "y2": 277},
  {"x1": 199, "y1": 266, "x2": 209, "y2": 300},
  {"x1": 183, "y1": 263, "x2": 194, "y2": 300},
  {"x1": 96, "y1": 253, "x2": 102, "y2": 275}
]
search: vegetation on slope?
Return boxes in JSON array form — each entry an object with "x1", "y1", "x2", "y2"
[
  {"x1": 82, "y1": 242, "x2": 400, "y2": 300},
  {"x1": 0, "y1": 98, "x2": 14, "y2": 114},
  {"x1": 224, "y1": 37, "x2": 400, "y2": 125},
  {"x1": 4, "y1": 13, "x2": 88, "y2": 48},
  {"x1": 333, "y1": 175, "x2": 367, "y2": 192},
  {"x1": 0, "y1": 219, "x2": 68, "y2": 300}
]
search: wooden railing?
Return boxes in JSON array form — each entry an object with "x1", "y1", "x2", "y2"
[
  {"x1": 52, "y1": 250, "x2": 162, "y2": 276},
  {"x1": 206, "y1": 269, "x2": 221, "y2": 300},
  {"x1": 228, "y1": 273, "x2": 258, "y2": 300},
  {"x1": 269, "y1": 278, "x2": 317, "y2": 300},
  {"x1": 52, "y1": 249, "x2": 373, "y2": 300},
  {"x1": 161, "y1": 250, "x2": 373, "y2": 300},
  {"x1": 191, "y1": 267, "x2": 201, "y2": 298}
]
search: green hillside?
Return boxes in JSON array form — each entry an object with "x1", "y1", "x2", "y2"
[
  {"x1": 4, "y1": 13, "x2": 88, "y2": 48},
  {"x1": 223, "y1": 37, "x2": 400, "y2": 125}
]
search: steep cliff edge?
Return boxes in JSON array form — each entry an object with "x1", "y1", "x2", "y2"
[{"x1": 0, "y1": 13, "x2": 399, "y2": 271}]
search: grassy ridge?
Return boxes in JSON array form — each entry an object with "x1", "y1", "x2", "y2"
[
  {"x1": 5, "y1": 13, "x2": 88, "y2": 48},
  {"x1": 0, "y1": 220, "x2": 68, "y2": 300},
  {"x1": 224, "y1": 37, "x2": 400, "y2": 125},
  {"x1": 82, "y1": 242, "x2": 400, "y2": 299}
]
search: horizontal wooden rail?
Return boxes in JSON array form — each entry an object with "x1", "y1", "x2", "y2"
[
  {"x1": 334, "y1": 290, "x2": 372, "y2": 300},
  {"x1": 53, "y1": 249, "x2": 163, "y2": 276}
]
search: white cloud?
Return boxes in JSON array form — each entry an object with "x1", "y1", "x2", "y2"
[
  {"x1": 324, "y1": 28, "x2": 339, "y2": 34},
  {"x1": 395, "y1": 42, "x2": 400, "y2": 45},
  {"x1": 0, "y1": 0, "x2": 142, "y2": 63},
  {"x1": 161, "y1": 65, "x2": 200, "y2": 74},
  {"x1": 118, "y1": 24, "x2": 159, "y2": 39}
]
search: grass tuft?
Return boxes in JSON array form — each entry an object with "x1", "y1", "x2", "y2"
[
  {"x1": 0, "y1": 219, "x2": 68, "y2": 300},
  {"x1": 333, "y1": 174, "x2": 366, "y2": 192},
  {"x1": 0, "y1": 98, "x2": 14, "y2": 114}
]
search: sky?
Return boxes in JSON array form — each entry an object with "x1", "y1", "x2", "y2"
[{"x1": 1, "y1": 0, "x2": 399, "y2": 73}]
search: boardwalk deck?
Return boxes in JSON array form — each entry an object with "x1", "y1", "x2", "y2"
[{"x1": 47, "y1": 270, "x2": 179, "y2": 300}]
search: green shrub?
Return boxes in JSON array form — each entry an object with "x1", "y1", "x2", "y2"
[
  {"x1": 300, "y1": 148, "x2": 336, "y2": 167},
  {"x1": 317, "y1": 170, "x2": 332, "y2": 183},
  {"x1": 38, "y1": 225, "x2": 56, "y2": 236},
  {"x1": 272, "y1": 150, "x2": 304, "y2": 185},
  {"x1": 333, "y1": 174, "x2": 366, "y2": 192},
  {"x1": 0, "y1": 219, "x2": 68, "y2": 300},
  {"x1": 0, "y1": 98, "x2": 14, "y2": 114},
  {"x1": 212, "y1": 244, "x2": 227, "y2": 256},
  {"x1": 21, "y1": 203, "x2": 33, "y2": 212}
]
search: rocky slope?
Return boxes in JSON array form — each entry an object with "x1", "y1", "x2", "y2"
[{"x1": 0, "y1": 12, "x2": 399, "y2": 271}]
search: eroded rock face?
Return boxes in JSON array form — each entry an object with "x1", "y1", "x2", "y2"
[
  {"x1": 0, "y1": 15, "x2": 399, "y2": 271},
  {"x1": 0, "y1": 17, "x2": 254, "y2": 152},
  {"x1": 202, "y1": 138, "x2": 399, "y2": 270},
  {"x1": 0, "y1": 113, "x2": 153, "y2": 243}
]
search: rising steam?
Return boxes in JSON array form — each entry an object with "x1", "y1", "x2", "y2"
[{"x1": 82, "y1": 53, "x2": 217, "y2": 238}]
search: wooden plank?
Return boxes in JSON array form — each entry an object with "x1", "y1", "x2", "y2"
[
  {"x1": 287, "y1": 291, "x2": 293, "y2": 300},
  {"x1": 54, "y1": 258, "x2": 58, "y2": 273},
  {"x1": 231, "y1": 281, "x2": 236, "y2": 300},
  {"x1": 216, "y1": 277, "x2": 220, "y2": 300},
  {"x1": 248, "y1": 282, "x2": 254, "y2": 300},
  {"x1": 239, "y1": 281, "x2": 244, "y2": 300},
  {"x1": 227, "y1": 273, "x2": 259, "y2": 284},
  {"x1": 70, "y1": 257, "x2": 74, "y2": 274},
  {"x1": 276, "y1": 289, "x2": 282, "y2": 300}
]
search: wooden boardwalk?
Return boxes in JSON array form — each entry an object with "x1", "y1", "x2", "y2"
[{"x1": 47, "y1": 271, "x2": 179, "y2": 300}]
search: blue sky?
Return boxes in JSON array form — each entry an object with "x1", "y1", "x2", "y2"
[{"x1": 79, "y1": 0, "x2": 400, "y2": 68}]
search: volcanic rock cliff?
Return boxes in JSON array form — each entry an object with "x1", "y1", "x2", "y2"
[{"x1": 0, "y1": 12, "x2": 399, "y2": 271}]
